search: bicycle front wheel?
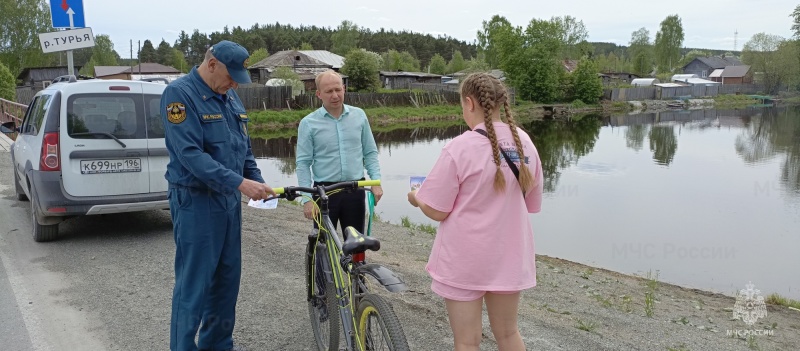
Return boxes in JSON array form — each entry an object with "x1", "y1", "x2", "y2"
[
  {"x1": 307, "y1": 241, "x2": 340, "y2": 351},
  {"x1": 357, "y1": 294, "x2": 410, "y2": 351}
]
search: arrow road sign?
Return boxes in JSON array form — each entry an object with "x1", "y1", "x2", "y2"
[{"x1": 50, "y1": 0, "x2": 85, "y2": 28}]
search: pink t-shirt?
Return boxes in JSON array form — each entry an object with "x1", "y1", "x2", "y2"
[{"x1": 416, "y1": 122, "x2": 543, "y2": 291}]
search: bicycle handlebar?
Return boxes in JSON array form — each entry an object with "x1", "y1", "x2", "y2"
[{"x1": 272, "y1": 180, "x2": 380, "y2": 201}]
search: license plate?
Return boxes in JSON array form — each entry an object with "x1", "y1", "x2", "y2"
[{"x1": 80, "y1": 158, "x2": 142, "y2": 174}]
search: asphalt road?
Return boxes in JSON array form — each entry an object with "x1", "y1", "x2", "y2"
[{"x1": 0, "y1": 151, "x2": 450, "y2": 351}]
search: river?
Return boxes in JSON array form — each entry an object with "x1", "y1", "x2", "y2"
[{"x1": 252, "y1": 106, "x2": 800, "y2": 300}]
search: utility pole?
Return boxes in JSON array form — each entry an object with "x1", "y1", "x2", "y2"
[{"x1": 130, "y1": 39, "x2": 133, "y2": 78}]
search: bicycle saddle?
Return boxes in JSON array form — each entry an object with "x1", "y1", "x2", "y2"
[{"x1": 342, "y1": 227, "x2": 381, "y2": 255}]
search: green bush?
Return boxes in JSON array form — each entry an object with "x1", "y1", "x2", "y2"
[{"x1": 0, "y1": 62, "x2": 15, "y2": 101}]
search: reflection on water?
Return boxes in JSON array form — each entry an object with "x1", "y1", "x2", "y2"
[{"x1": 253, "y1": 106, "x2": 800, "y2": 299}]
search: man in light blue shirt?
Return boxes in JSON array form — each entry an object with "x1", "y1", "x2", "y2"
[{"x1": 295, "y1": 70, "x2": 383, "y2": 233}]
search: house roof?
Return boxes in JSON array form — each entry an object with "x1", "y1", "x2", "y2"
[
  {"x1": 721, "y1": 65, "x2": 750, "y2": 78},
  {"x1": 687, "y1": 56, "x2": 742, "y2": 69},
  {"x1": 122, "y1": 63, "x2": 180, "y2": 74},
  {"x1": 248, "y1": 50, "x2": 343, "y2": 70},
  {"x1": 683, "y1": 78, "x2": 721, "y2": 85},
  {"x1": 451, "y1": 69, "x2": 505, "y2": 80},
  {"x1": 94, "y1": 66, "x2": 130, "y2": 77},
  {"x1": 709, "y1": 69, "x2": 724, "y2": 78},
  {"x1": 300, "y1": 50, "x2": 345, "y2": 69},
  {"x1": 672, "y1": 74, "x2": 698, "y2": 81},
  {"x1": 562, "y1": 60, "x2": 578, "y2": 73},
  {"x1": 379, "y1": 71, "x2": 442, "y2": 78}
]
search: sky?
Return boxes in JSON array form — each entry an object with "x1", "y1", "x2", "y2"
[{"x1": 66, "y1": 0, "x2": 797, "y2": 59}]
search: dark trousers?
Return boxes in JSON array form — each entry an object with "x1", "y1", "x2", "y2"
[
  {"x1": 169, "y1": 186, "x2": 241, "y2": 351},
  {"x1": 312, "y1": 181, "x2": 366, "y2": 236}
]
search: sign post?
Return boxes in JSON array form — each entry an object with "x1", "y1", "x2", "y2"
[{"x1": 49, "y1": 0, "x2": 87, "y2": 76}]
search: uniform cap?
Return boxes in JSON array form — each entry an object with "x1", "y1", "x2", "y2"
[{"x1": 210, "y1": 40, "x2": 251, "y2": 84}]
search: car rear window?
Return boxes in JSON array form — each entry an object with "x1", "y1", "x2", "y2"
[{"x1": 67, "y1": 93, "x2": 164, "y2": 139}]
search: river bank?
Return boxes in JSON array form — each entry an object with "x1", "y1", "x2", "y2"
[
  {"x1": 247, "y1": 94, "x2": 797, "y2": 132},
  {"x1": 243, "y1": 200, "x2": 800, "y2": 350}
]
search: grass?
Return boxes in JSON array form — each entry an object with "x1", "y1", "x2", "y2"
[
  {"x1": 247, "y1": 105, "x2": 462, "y2": 128},
  {"x1": 620, "y1": 295, "x2": 633, "y2": 313},
  {"x1": 399, "y1": 215, "x2": 437, "y2": 235},
  {"x1": 765, "y1": 293, "x2": 800, "y2": 309},
  {"x1": 644, "y1": 270, "x2": 659, "y2": 317},
  {"x1": 713, "y1": 94, "x2": 759, "y2": 107},
  {"x1": 575, "y1": 319, "x2": 598, "y2": 333},
  {"x1": 666, "y1": 344, "x2": 690, "y2": 351}
]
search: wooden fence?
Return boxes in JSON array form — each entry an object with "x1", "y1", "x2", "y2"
[
  {"x1": 1, "y1": 98, "x2": 28, "y2": 140},
  {"x1": 604, "y1": 84, "x2": 765, "y2": 101},
  {"x1": 410, "y1": 82, "x2": 517, "y2": 105},
  {"x1": 235, "y1": 85, "x2": 463, "y2": 110}
]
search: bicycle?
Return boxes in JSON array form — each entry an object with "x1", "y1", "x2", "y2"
[{"x1": 272, "y1": 180, "x2": 410, "y2": 351}]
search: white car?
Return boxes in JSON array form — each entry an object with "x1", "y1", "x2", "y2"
[{"x1": 4, "y1": 76, "x2": 170, "y2": 242}]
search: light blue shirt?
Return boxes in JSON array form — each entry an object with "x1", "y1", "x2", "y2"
[{"x1": 296, "y1": 104, "x2": 381, "y2": 203}]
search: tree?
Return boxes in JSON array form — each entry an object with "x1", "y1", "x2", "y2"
[
  {"x1": 156, "y1": 40, "x2": 174, "y2": 66},
  {"x1": 78, "y1": 57, "x2": 97, "y2": 76},
  {"x1": 0, "y1": 61, "x2": 15, "y2": 100},
  {"x1": 342, "y1": 49, "x2": 380, "y2": 91},
  {"x1": 791, "y1": 5, "x2": 800, "y2": 39},
  {"x1": 520, "y1": 18, "x2": 564, "y2": 103},
  {"x1": 248, "y1": 48, "x2": 269, "y2": 66},
  {"x1": 629, "y1": 27, "x2": 653, "y2": 76},
  {"x1": 572, "y1": 59, "x2": 603, "y2": 104},
  {"x1": 270, "y1": 66, "x2": 304, "y2": 96},
  {"x1": 678, "y1": 49, "x2": 709, "y2": 68},
  {"x1": 139, "y1": 40, "x2": 157, "y2": 63},
  {"x1": 171, "y1": 49, "x2": 189, "y2": 73},
  {"x1": 331, "y1": 20, "x2": 359, "y2": 56},
  {"x1": 428, "y1": 53, "x2": 447, "y2": 74},
  {"x1": 654, "y1": 15, "x2": 685, "y2": 73},
  {"x1": 79, "y1": 34, "x2": 119, "y2": 76},
  {"x1": 0, "y1": 0, "x2": 55, "y2": 76},
  {"x1": 382, "y1": 50, "x2": 420, "y2": 72},
  {"x1": 742, "y1": 33, "x2": 786, "y2": 94},
  {"x1": 447, "y1": 51, "x2": 466, "y2": 73},
  {"x1": 477, "y1": 15, "x2": 516, "y2": 68},
  {"x1": 300, "y1": 42, "x2": 314, "y2": 50},
  {"x1": 551, "y1": 15, "x2": 589, "y2": 60}
]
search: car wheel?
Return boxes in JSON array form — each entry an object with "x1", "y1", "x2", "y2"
[
  {"x1": 14, "y1": 170, "x2": 28, "y2": 201},
  {"x1": 30, "y1": 187, "x2": 58, "y2": 242}
]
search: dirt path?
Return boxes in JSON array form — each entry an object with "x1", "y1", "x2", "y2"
[{"x1": 242, "y1": 202, "x2": 800, "y2": 350}]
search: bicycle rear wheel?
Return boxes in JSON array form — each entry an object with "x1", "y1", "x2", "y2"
[
  {"x1": 307, "y1": 241, "x2": 340, "y2": 351},
  {"x1": 357, "y1": 294, "x2": 410, "y2": 351}
]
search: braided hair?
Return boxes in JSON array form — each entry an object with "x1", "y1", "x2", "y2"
[{"x1": 460, "y1": 73, "x2": 535, "y2": 193}]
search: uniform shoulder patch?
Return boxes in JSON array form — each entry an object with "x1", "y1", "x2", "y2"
[{"x1": 166, "y1": 102, "x2": 186, "y2": 124}]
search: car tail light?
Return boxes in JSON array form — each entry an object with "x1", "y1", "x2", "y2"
[
  {"x1": 40, "y1": 132, "x2": 60, "y2": 171},
  {"x1": 109, "y1": 86, "x2": 130, "y2": 91}
]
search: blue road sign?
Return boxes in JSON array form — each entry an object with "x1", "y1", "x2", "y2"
[{"x1": 50, "y1": 0, "x2": 85, "y2": 28}]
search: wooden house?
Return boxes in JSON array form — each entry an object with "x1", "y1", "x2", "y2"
[
  {"x1": 682, "y1": 56, "x2": 743, "y2": 78},
  {"x1": 379, "y1": 71, "x2": 443, "y2": 89},
  {"x1": 708, "y1": 65, "x2": 752, "y2": 84},
  {"x1": 247, "y1": 50, "x2": 347, "y2": 89},
  {"x1": 16, "y1": 66, "x2": 82, "y2": 88}
]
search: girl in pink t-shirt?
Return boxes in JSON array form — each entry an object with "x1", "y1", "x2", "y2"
[{"x1": 407, "y1": 72, "x2": 543, "y2": 351}]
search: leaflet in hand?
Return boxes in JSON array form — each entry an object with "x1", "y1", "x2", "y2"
[
  {"x1": 248, "y1": 198, "x2": 278, "y2": 210},
  {"x1": 410, "y1": 176, "x2": 426, "y2": 191}
]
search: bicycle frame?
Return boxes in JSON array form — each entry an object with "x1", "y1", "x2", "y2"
[{"x1": 274, "y1": 181, "x2": 407, "y2": 351}]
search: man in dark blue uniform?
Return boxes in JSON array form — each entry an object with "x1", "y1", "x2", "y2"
[{"x1": 161, "y1": 40, "x2": 275, "y2": 351}]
